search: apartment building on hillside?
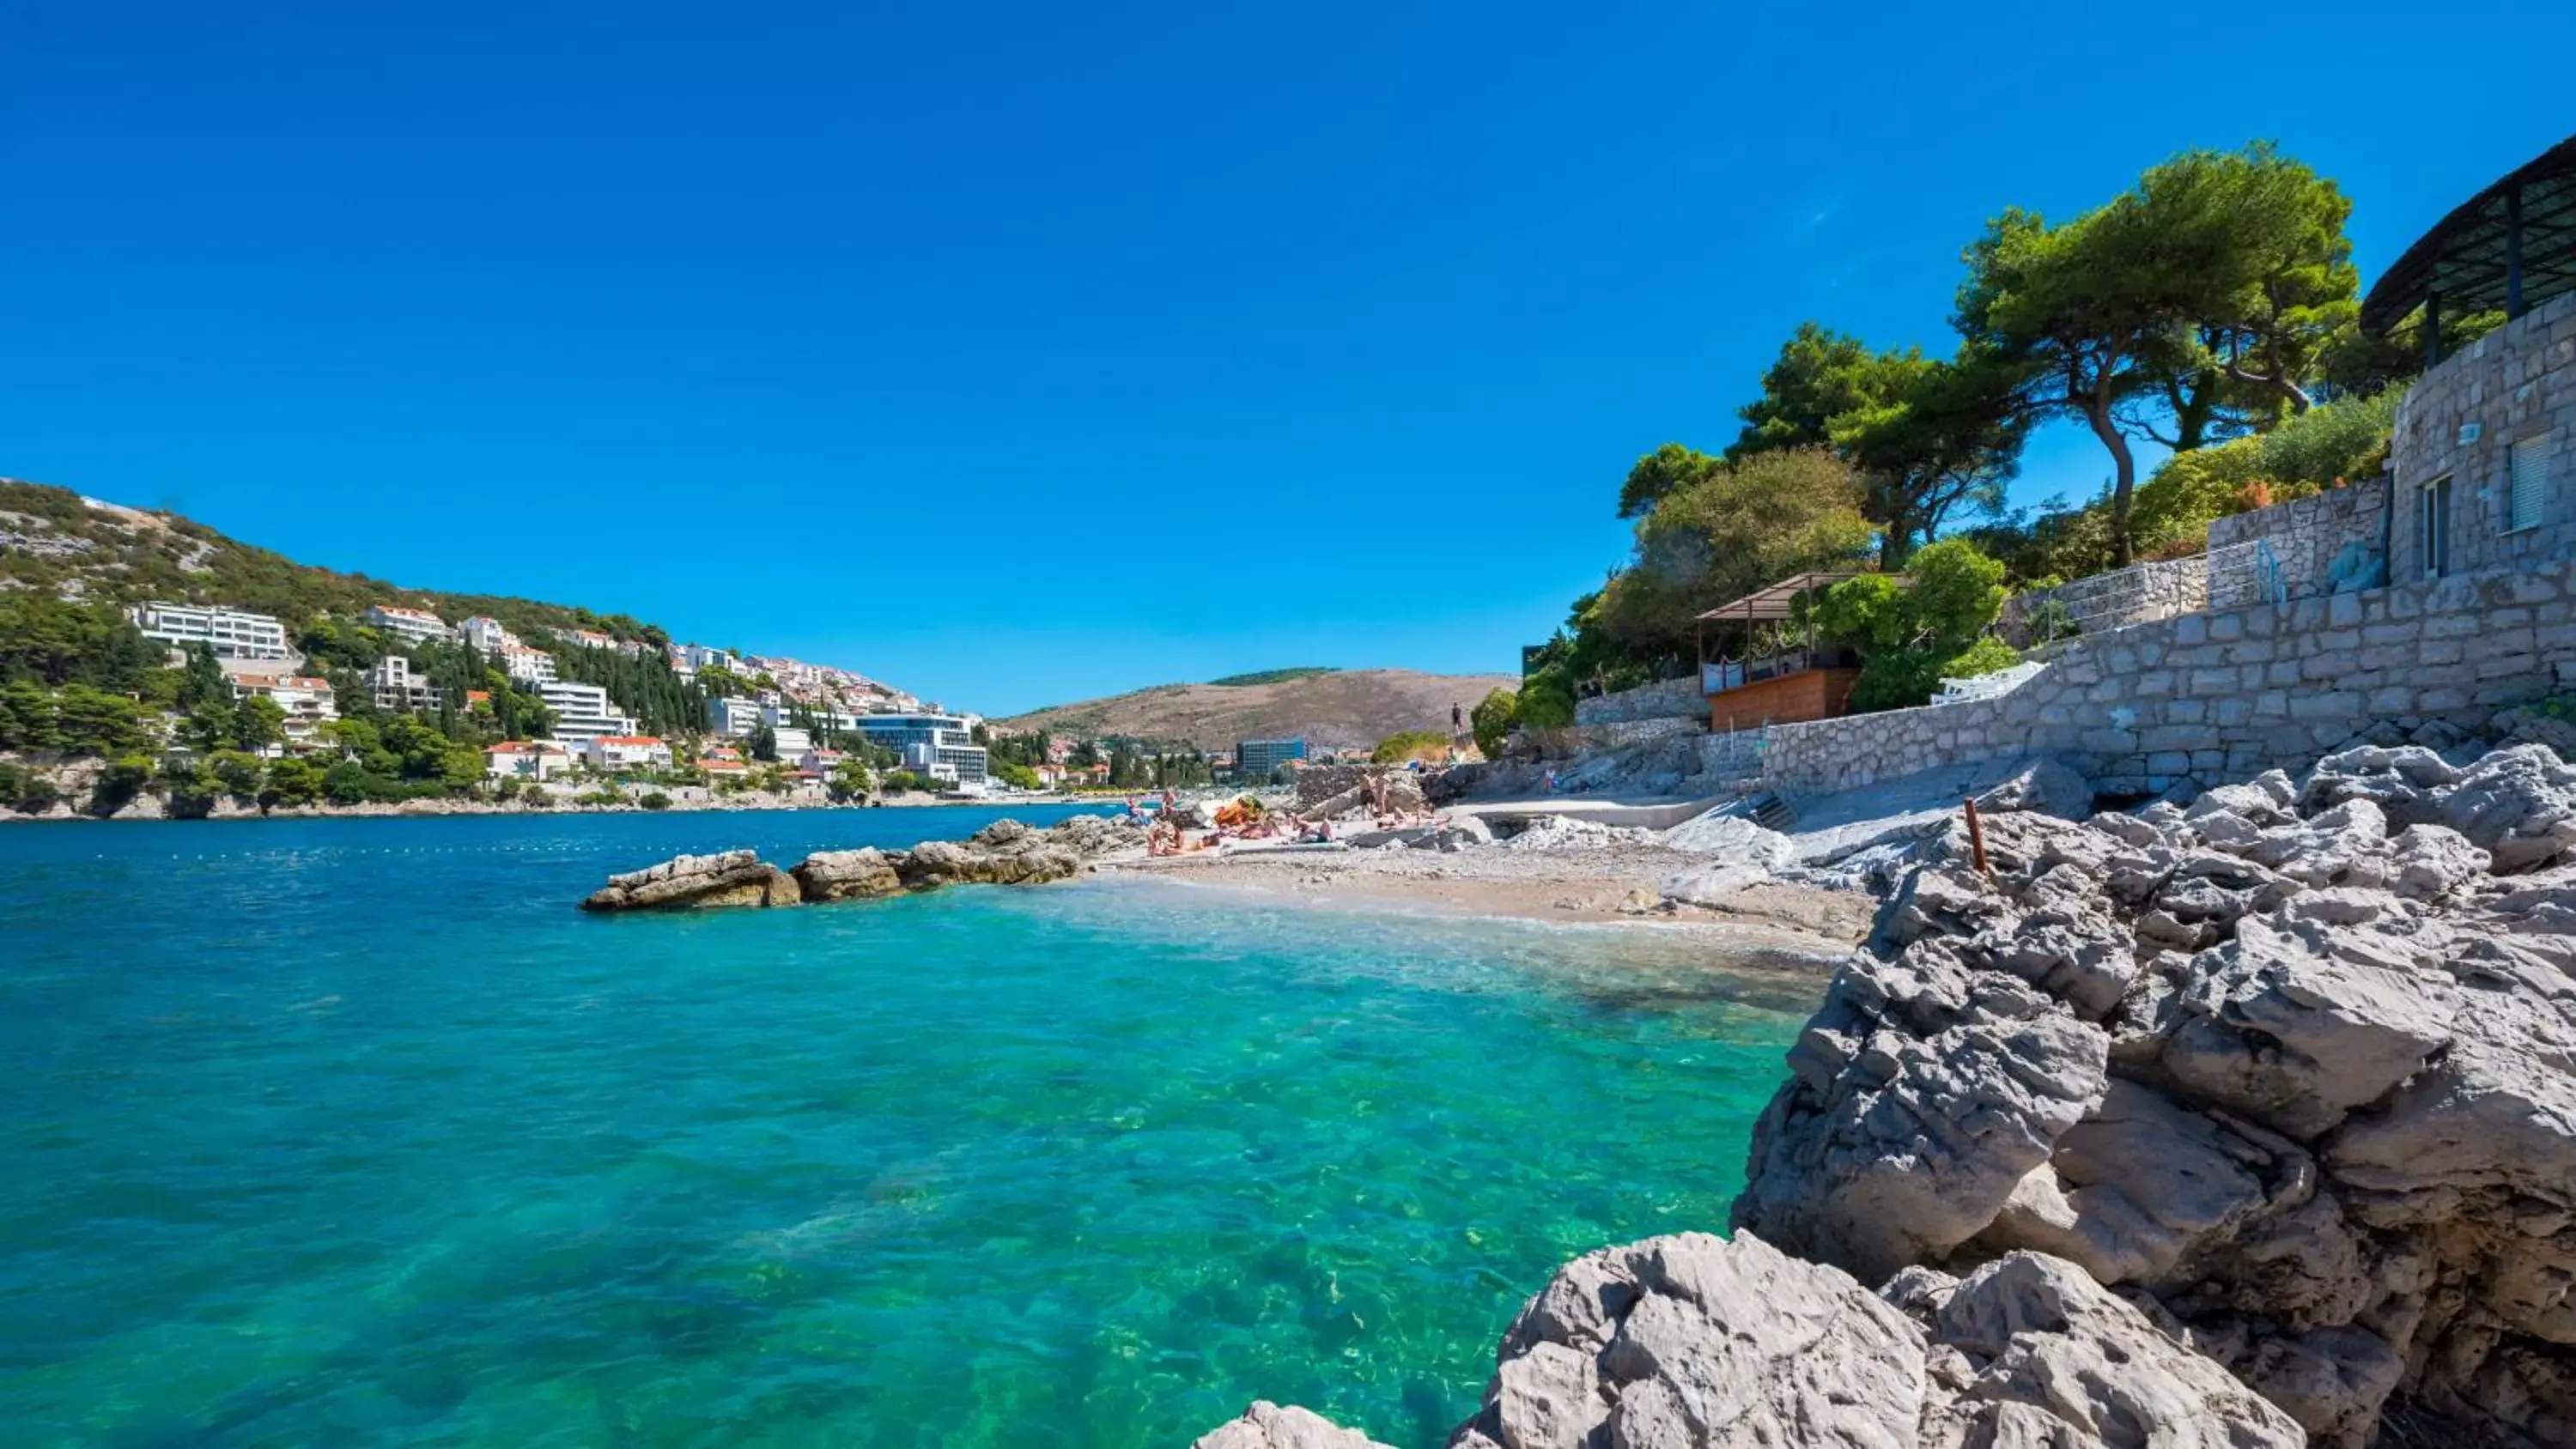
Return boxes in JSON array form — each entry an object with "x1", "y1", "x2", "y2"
[
  {"x1": 127, "y1": 601, "x2": 291, "y2": 661},
  {"x1": 363, "y1": 604, "x2": 454, "y2": 646},
  {"x1": 230, "y1": 673, "x2": 338, "y2": 743},
  {"x1": 369, "y1": 656, "x2": 442, "y2": 712},
  {"x1": 538, "y1": 680, "x2": 638, "y2": 742}
]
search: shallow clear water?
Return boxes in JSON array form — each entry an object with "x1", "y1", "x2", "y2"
[{"x1": 0, "y1": 809, "x2": 1807, "y2": 1447}]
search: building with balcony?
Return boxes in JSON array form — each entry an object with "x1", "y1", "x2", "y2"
[
  {"x1": 498, "y1": 645, "x2": 556, "y2": 685},
  {"x1": 126, "y1": 601, "x2": 291, "y2": 661},
  {"x1": 2360, "y1": 133, "x2": 2574, "y2": 584},
  {"x1": 708, "y1": 695, "x2": 763, "y2": 737},
  {"x1": 582, "y1": 735, "x2": 671, "y2": 773},
  {"x1": 363, "y1": 604, "x2": 454, "y2": 646},
  {"x1": 537, "y1": 680, "x2": 638, "y2": 742},
  {"x1": 368, "y1": 655, "x2": 442, "y2": 712},
  {"x1": 484, "y1": 740, "x2": 574, "y2": 780},
  {"x1": 1695, "y1": 573, "x2": 1885, "y2": 733},
  {"x1": 230, "y1": 673, "x2": 338, "y2": 743},
  {"x1": 459, "y1": 615, "x2": 517, "y2": 652},
  {"x1": 848, "y1": 712, "x2": 988, "y2": 784}
]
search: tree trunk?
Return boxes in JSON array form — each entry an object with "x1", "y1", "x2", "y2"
[{"x1": 2081, "y1": 396, "x2": 2137, "y2": 567}]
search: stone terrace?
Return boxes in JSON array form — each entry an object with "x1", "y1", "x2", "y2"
[{"x1": 1761, "y1": 553, "x2": 2576, "y2": 801}]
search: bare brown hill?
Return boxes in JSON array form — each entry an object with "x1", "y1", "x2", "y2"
[{"x1": 993, "y1": 669, "x2": 1516, "y2": 752}]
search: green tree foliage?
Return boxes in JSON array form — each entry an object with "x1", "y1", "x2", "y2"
[
  {"x1": 1371, "y1": 729, "x2": 1450, "y2": 763},
  {"x1": 1616, "y1": 443, "x2": 1726, "y2": 519},
  {"x1": 1469, "y1": 688, "x2": 1518, "y2": 758},
  {"x1": 1591, "y1": 448, "x2": 1876, "y2": 672},
  {"x1": 993, "y1": 761, "x2": 1043, "y2": 790},
  {"x1": 2123, "y1": 389, "x2": 2403, "y2": 558},
  {"x1": 2123, "y1": 143, "x2": 2359, "y2": 431},
  {"x1": 1206, "y1": 667, "x2": 1341, "y2": 687},
  {"x1": 748, "y1": 723, "x2": 779, "y2": 762},
  {"x1": 261, "y1": 756, "x2": 324, "y2": 809},
  {"x1": 829, "y1": 758, "x2": 876, "y2": 802},
  {"x1": 1954, "y1": 143, "x2": 2362, "y2": 561},
  {"x1": 209, "y1": 749, "x2": 266, "y2": 801},
  {"x1": 93, "y1": 755, "x2": 154, "y2": 813},
  {"x1": 549, "y1": 644, "x2": 705, "y2": 737},
  {"x1": 0, "y1": 594, "x2": 160, "y2": 690},
  {"x1": 233, "y1": 694, "x2": 288, "y2": 752},
  {"x1": 1816, "y1": 539, "x2": 2014, "y2": 712},
  {"x1": 0, "y1": 681, "x2": 155, "y2": 755},
  {"x1": 638, "y1": 791, "x2": 673, "y2": 811}
]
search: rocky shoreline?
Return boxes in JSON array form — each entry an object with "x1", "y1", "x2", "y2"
[
  {"x1": 1194, "y1": 741, "x2": 2576, "y2": 1448},
  {"x1": 577, "y1": 814, "x2": 1145, "y2": 911}
]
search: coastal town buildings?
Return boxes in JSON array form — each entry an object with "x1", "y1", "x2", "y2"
[
  {"x1": 126, "y1": 601, "x2": 291, "y2": 661},
  {"x1": 581, "y1": 735, "x2": 671, "y2": 772},
  {"x1": 848, "y1": 712, "x2": 989, "y2": 785},
  {"x1": 368, "y1": 655, "x2": 442, "y2": 711},
  {"x1": 667, "y1": 643, "x2": 739, "y2": 678},
  {"x1": 497, "y1": 645, "x2": 556, "y2": 684},
  {"x1": 362, "y1": 603, "x2": 454, "y2": 646},
  {"x1": 1234, "y1": 739, "x2": 1307, "y2": 779},
  {"x1": 459, "y1": 615, "x2": 514, "y2": 652},
  {"x1": 537, "y1": 680, "x2": 639, "y2": 742},
  {"x1": 708, "y1": 696, "x2": 762, "y2": 737},
  {"x1": 230, "y1": 673, "x2": 338, "y2": 743},
  {"x1": 483, "y1": 740, "x2": 574, "y2": 780}
]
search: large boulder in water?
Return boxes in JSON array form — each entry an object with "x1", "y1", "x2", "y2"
[
  {"x1": 1191, "y1": 1402, "x2": 1391, "y2": 1449},
  {"x1": 1225, "y1": 1234, "x2": 2298, "y2": 1449},
  {"x1": 790, "y1": 847, "x2": 903, "y2": 902},
  {"x1": 580, "y1": 850, "x2": 802, "y2": 911}
]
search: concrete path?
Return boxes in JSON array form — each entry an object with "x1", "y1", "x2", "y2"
[{"x1": 1446, "y1": 794, "x2": 1732, "y2": 830}]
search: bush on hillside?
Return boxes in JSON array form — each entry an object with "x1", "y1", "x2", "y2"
[
  {"x1": 1469, "y1": 688, "x2": 1517, "y2": 758},
  {"x1": 1371, "y1": 730, "x2": 1451, "y2": 763}
]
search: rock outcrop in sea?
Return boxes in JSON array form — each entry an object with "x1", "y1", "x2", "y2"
[
  {"x1": 578, "y1": 815, "x2": 1143, "y2": 911},
  {"x1": 1192, "y1": 739, "x2": 2576, "y2": 1446}
]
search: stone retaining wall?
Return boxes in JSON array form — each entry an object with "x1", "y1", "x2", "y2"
[
  {"x1": 2388, "y1": 288, "x2": 2576, "y2": 579},
  {"x1": 1761, "y1": 551, "x2": 2576, "y2": 801},
  {"x1": 2208, "y1": 476, "x2": 2387, "y2": 602},
  {"x1": 1573, "y1": 675, "x2": 1703, "y2": 725},
  {"x1": 1999, "y1": 555, "x2": 2206, "y2": 646}
]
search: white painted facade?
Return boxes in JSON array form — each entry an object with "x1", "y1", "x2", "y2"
[
  {"x1": 127, "y1": 601, "x2": 291, "y2": 661},
  {"x1": 538, "y1": 680, "x2": 638, "y2": 741},
  {"x1": 363, "y1": 604, "x2": 454, "y2": 645}
]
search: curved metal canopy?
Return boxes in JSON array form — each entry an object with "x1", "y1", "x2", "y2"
[{"x1": 2360, "y1": 133, "x2": 2576, "y2": 337}]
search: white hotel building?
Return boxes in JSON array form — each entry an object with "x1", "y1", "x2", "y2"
[
  {"x1": 538, "y1": 680, "x2": 639, "y2": 742},
  {"x1": 126, "y1": 602, "x2": 291, "y2": 661},
  {"x1": 230, "y1": 673, "x2": 338, "y2": 743},
  {"x1": 363, "y1": 604, "x2": 455, "y2": 646}
]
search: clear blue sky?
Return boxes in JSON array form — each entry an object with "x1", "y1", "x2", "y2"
[{"x1": 4, "y1": 3, "x2": 2570, "y2": 714}]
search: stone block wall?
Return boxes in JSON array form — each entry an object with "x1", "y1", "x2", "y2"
[
  {"x1": 1574, "y1": 675, "x2": 1704, "y2": 725},
  {"x1": 2389, "y1": 288, "x2": 2576, "y2": 579},
  {"x1": 1999, "y1": 555, "x2": 2206, "y2": 646},
  {"x1": 2208, "y1": 476, "x2": 2388, "y2": 603},
  {"x1": 1760, "y1": 551, "x2": 2576, "y2": 802}
]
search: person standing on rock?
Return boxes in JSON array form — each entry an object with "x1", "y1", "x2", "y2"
[{"x1": 1451, "y1": 700, "x2": 1464, "y2": 737}]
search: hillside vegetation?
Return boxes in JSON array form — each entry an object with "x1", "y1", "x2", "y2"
[
  {"x1": 0, "y1": 478, "x2": 667, "y2": 646},
  {"x1": 994, "y1": 668, "x2": 1512, "y2": 752}
]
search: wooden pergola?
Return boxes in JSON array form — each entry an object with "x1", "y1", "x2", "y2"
[{"x1": 1693, "y1": 571, "x2": 1896, "y2": 688}]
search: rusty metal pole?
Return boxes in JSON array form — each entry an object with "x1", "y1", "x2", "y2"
[{"x1": 1963, "y1": 796, "x2": 1990, "y2": 876}]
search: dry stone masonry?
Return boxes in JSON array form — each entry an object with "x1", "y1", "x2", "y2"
[
  {"x1": 1762, "y1": 553, "x2": 2576, "y2": 801},
  {"x1": 2207, "y1": 476, "x2": 2389, "y2": 603}
]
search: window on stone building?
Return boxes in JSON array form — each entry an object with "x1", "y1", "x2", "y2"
[
  {"x1": 2421, "y1": 476, "x2": 2451, "y2": 579},
  {"x1": 2509, "y1": 436, "x2": 2549, "y2": 533}
]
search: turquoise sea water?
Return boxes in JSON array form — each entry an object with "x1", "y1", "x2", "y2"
[{"x1": 0, "y1": 809, "x2": 1807, "y2": 1447}]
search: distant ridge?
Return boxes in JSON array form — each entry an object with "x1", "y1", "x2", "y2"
[
  {"x1": 1206, "y1": 666, "x2": 1340, "y2": 688},
  {"x1": 994, "y1": 668, "x2": 1513, "y2": 752}
]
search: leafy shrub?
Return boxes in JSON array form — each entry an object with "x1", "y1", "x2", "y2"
[
  {"x1": 1469, "y1": 688, "x2": 1518, "y2": 758},
  {"x1": 16, "y1": 776, "x2": 63, "y2": 814},
  {"x1": 1371, "y1": 730, "x2": 1450, "y2": 763},
  {"x1": 638, "y1": 791, "x2": 672, "y2": 811}
]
